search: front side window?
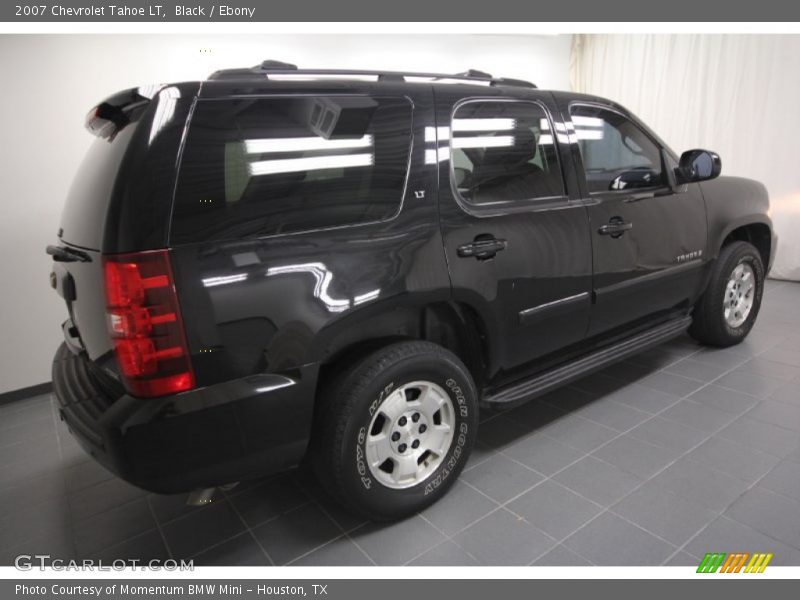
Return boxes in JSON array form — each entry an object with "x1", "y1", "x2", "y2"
[
  {"x1": 171, "y1": 96, "x2": 412, "y2": 243},
  {"x1": 570, "y1": 105, "x2": 664, "y2": 194},
  {"x1": 450, "y1": 100, "x2": 564, "y2": 206}
]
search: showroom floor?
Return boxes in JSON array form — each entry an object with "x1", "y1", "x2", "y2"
[{"x1": 2, "y1": 281, "x2": 800, "y2": 567}]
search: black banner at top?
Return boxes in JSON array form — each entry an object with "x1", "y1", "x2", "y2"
[{"x1": 3, "y1": 0, "x2": 800, "y2": 22}]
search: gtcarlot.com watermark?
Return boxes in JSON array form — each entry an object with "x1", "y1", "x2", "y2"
[{"x1": 14, "y1": 555, "x2": 194, "y2": 571}]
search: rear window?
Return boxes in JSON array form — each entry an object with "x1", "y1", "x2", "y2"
[
  {"x1": 59, "y1": 122, "x2": 139, "y2": 250},
  {"x1": 60, "y1": 87, "x2": 153, "y2": 250},
  {"x1": 171, "y1": 96, "x2": 413, "y2": 244}
]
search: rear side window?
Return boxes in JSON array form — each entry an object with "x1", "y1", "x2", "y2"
[
  {"x1": 450, "y1": 100, "x2": 563, "y2": 206},
  {"x1": 171, "y1": 96, "x2": 412, "y2": 243}
]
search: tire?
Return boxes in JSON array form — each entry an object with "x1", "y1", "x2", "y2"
[
  {"x1": 311, "y1": 341, "x2": 478, "y2": 521},
  {"x1": 689, "y1": 241, "x2": 764, "y2": 347}
]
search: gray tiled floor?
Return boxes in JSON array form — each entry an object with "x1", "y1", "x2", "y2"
[{"x1": 2, "y1": 279, "x2": 800, "y2": 566}]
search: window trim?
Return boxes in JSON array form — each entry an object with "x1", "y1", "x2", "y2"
[
  {"x1": 169, "y1": 93, "x2": 416, "y2": 245},
  {"x1": 447, "y1": 97, "x2": 569, "y2": 215},
  {"x1": 568, "y1": 101, "x2": 669, "y2": 197}
]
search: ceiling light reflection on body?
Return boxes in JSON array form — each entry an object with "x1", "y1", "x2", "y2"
[{"x1": 266, "y1": 263, "x2": 381, "y2": 313}]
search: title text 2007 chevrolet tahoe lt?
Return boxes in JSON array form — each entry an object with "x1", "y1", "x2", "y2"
[{"x1": 48, "y1": 61, "x2": 776, "y2": 520}]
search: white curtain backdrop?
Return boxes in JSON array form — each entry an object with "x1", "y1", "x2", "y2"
[{"x1": 571, "y1": 34, "x2": 800, "y2": 281}]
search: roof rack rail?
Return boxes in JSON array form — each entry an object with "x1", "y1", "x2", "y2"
[{"x1": 208, "y1": 61, "x2": 537, "y2": 89}]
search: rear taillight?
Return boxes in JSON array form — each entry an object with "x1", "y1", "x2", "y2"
[{"x1": 103, "y1": 250, "x2": 195, "y2": 398}]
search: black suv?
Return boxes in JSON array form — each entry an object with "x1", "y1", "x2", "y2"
[{"x1": 49, "y1": 61, "x2": 776, "y2": 520}]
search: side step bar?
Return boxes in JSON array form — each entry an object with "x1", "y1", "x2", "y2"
[{"x1": 483, "y1": 315, "x2": 693, "y2": 405}]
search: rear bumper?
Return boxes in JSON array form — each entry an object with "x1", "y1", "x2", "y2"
[{"x1": 52, "y1": 343, "x2": 317, "y2": 493}]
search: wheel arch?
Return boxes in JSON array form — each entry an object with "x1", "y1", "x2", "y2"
[
  {"x1": 312, "y1": 301, "x2": 491, "y2": 415},
  {"x1": 719, "y1": 221, "x2": 773, "y2": 270},
  {"x1": 700, "y1": 175, "x2": 773, "y2": 271}
]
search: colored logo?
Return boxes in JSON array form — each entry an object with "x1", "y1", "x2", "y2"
[{"x1": 696, "y1": 552, "x2": 773, "y2": 573}]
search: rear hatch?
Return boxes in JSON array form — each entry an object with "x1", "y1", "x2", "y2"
[
  {"x1": 50, "y1": 88, "x2": 155, "y2": 378},
  {"x1": 51, "y1": 84, "x2": 199, "y2": 398}
]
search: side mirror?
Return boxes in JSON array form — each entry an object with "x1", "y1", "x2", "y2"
[
  {"x1": 676, "y1": 149, "x2": 721, "y2": 184},
  {"x1": 610, "y1": 168, "x2": 660, "y2": 191}
]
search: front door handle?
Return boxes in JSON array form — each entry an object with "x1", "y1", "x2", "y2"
[
  {"x1": 457, "y1": 236, "x2": 508, "y2": 260},
  {"x1": 598, "y1": 217, "x2": 633, "y2": 238}
]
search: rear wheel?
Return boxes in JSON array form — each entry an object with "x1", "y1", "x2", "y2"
[
  {"x1": 312, "y1": 341, "x2": 478, "y2": 521},
  {"x1": 689, "y1": 241, "x2": 764, "y2": 347}
]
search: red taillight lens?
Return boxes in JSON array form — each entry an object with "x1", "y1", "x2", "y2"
[
  {"x1": 115, "y1": 338, "x2": 158, "y2": 377},
  {"x1": 108, "y1": 307, "x2": 177, "y2": 337},
  {"x1": 103, "y1": 250, "x2": 194, "y2": 398},
  {"x1": 104, "y1": 261, "x2": 144, "y2": 307},
  {"x1": 104, "y1": 261, "x2": 170, "y2": 308}
]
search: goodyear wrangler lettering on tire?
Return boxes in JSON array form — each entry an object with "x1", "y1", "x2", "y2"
[
  {"x1": 445, "y1": 377, "x2": 469, "y2": 417},
  {"x1": 368, "y1": 382, "x2": 394, "y2": 418},
  {"x1": 425, "y1": 421, "x2": 469, "y2": 495},
  {"x1": 356, "y1": 426, "x2": 371, "y2": 489},
  {"x1": 358, "y1": 382, "x2": 395, "y2": 490}
]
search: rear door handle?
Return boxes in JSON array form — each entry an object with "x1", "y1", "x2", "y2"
[
  {"x1": 457, "y1": 237, "x2": 507, "y2": 260},
  {"x1": 598, "y1": 218, "x2": 633, "y2": 238}
]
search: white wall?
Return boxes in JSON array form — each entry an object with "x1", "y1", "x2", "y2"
[
  {"x1": 571, "y1": 34, "x2": 800, "y2": 281},
  {"x1": 0, "y1": 33, "x2": 572, "y2": 394}
]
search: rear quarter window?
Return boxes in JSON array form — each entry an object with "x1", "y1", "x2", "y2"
[{"x1": 170, "y1": 95, "x2": 413, "y2": 244}]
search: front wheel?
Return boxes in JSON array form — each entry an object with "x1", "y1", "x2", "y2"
[
  {"x1": 689, "y1": 241, "x2": 765, "y2": 347},
  {"x1": 311, "y1": 341, "x2": 478, "y2": 521}
]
